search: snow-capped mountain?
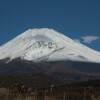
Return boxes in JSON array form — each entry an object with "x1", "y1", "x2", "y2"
[{"x1": 0, "y1": 28, "x2": 100, "y2": 63}]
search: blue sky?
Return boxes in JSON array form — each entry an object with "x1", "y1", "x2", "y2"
[{"x1": 0, "y1": 0, "x2": 100, "y2": 51}]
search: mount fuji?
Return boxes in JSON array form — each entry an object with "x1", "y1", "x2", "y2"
[
  {"x1": 0, "y1": 28, "x2": 100, "y2": 63},
  {"x1": 0, "y1": 28, "x2": 100, "y2": 84}
]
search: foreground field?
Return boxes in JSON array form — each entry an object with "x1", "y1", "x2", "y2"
[
  {"x1": 0, "y1": 73, "x2": 100, "y2": 100},
  {"x1": 0, "y1": 86, "x2": 100, "y2": 100}
]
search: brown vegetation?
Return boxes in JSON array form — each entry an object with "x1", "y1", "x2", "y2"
[{"x1": 0, "y1": 82, "x2": 100, "y2": 100}]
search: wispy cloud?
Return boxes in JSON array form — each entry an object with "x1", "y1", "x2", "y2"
[
  {"x1": 81, "y1": 36, "x2": 99, "y2": 44},
  {"x1": 73, "y1": 39, "x2": 81, "y2": 43}
]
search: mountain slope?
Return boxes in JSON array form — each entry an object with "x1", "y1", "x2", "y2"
[{"x1": 0, "y1": 28, "x2": 100, "y2": 63}]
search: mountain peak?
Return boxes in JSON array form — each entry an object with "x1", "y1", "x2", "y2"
[{"x1": 0, "y1": 28, "x2": 100, "y2": 63}]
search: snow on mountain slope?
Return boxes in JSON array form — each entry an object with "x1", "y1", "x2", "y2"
[{"x1": 0, "y1": 28, "x2": 100, "y2": 63}]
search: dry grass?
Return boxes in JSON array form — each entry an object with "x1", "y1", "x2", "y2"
[
  {"x1": 0, "y1": 88, "x2": 35, "y2": 100},
  {"x1": 0, "y1": 88, "x2": 10, "y2": 100},
  {"x1": 0, "y1": 87, "x2": 100, "y2": 100}
]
